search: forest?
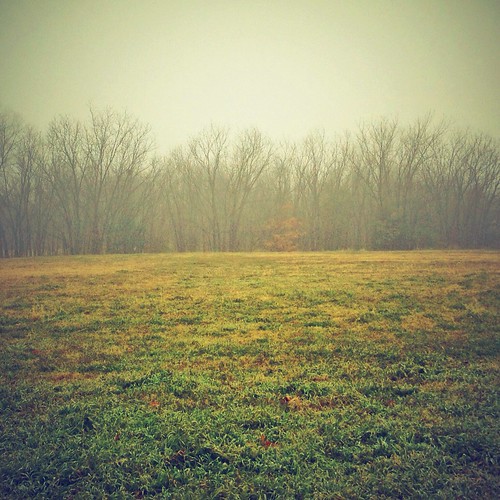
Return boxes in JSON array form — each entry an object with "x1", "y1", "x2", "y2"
[{"x1": 0, "y1": 108, "x2": 498, "y2": 257}]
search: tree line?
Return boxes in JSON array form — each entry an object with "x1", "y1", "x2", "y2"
[{"x1": 0, "y1": 108, "x2": 498, "y2": 256}]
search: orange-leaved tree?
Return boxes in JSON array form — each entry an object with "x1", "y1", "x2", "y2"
[{"x1": 264, "y1": 204, "x2": 303, "y2": 251}]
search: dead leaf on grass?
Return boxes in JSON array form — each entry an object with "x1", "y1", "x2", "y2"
[
  {"x1": 260, "y1": 434, "x2": 278, "y2": 448},
  {"x1": 280, "y1": 395, "x2": 302, "y2": 409}
]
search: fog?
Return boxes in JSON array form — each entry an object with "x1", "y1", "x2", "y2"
[{"x1": 1, "y1": 0, "x2": 499, "y2": 153}]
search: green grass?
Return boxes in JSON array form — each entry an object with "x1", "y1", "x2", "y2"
[{"x1": 0, "y1": 251, "x2": 499, "y2": 498}]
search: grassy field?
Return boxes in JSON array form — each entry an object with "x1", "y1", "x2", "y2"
[{"x1": 0, "y1": 251, "x2": 499, "y2": 499}]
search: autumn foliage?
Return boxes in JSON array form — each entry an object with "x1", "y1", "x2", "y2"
[{"x1": 264, "y1": 216, "x2": 303, "y2": 251}]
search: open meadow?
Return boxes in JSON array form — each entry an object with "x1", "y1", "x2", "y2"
[{"x1": 0, "y1": 251, "x2": 499, "y2": 498}]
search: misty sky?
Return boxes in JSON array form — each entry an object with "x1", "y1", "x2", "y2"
[{"x1": 1, "y1": 0, "x2": 499, "y2": 153}]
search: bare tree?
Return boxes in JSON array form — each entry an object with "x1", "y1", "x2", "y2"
[
  {"x1": 226, "y1": 128, "x2": 273, "y2": 250},
  {"x1": 0, "y1": 113, "x2": 48, "y2": 256},
  {"x1": 321, "y1": 133, "x2": 352, "y2": 249},
  {"x1": 0, "y1": 111, "x2": 24, "y2": 256},
  {"x1": 395, "y1": 116, "x2": 446, "y2": 247},
  {"x1": 189, "y1": 125, "x2": 229, "y2": 251},
  {"x1": 355, "y1": 119, "x2": 398, "y2": 217},
  {"x1": 45, "y1": 115, "x2": 88, "y2": 254},
  {"x1": 463, "y1": 134, "x2": 499, "y2": 247},
  {"x1": 160, "y1": 147, "x2": 202, "y2": 251},
  {"x1": 84, "y1": 108, "x2": 153, "y2": 253}
]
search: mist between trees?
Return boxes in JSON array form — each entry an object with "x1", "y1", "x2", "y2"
[{"x1": 0, "y1": 108, "x2": 498, "y2": 257}]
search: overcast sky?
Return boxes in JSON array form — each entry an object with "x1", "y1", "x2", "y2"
[{"x1": 1, "y1": 0, "x2": 498, "y2": 153}]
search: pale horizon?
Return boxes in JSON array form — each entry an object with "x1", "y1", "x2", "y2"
[{"x1": 1, "y1": 0, "x2": 499, "y2": 154}]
